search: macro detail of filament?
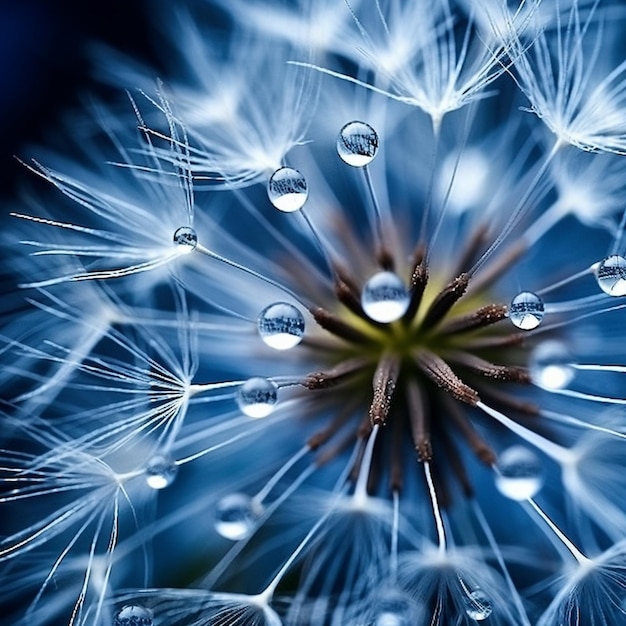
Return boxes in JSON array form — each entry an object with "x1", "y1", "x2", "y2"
[{"x1": 3, "y1": 1, "x2": 626, "y2": 626}]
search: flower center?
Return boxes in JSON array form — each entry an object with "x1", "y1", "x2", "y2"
[{"x1": 300, "y1": 252, "x2": 533, "y2": 499}]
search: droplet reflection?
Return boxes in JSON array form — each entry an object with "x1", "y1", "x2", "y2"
[{"x1": 258, "y1": 302, "x2": 305, "y2": 350}]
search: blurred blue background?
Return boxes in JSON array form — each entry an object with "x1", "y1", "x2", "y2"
[{"x1": 0, "y1": 0, "x2": 152, "y2": 200}]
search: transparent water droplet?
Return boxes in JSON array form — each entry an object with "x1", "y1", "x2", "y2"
[
  {"x1": 496, "y1": 445, "x2": 543, "y2": 500},
  {"x1": 337, "y1": 121, "x2": 379, "y2": 167},
  {"x1": 258, "y1": 302, "x2": 305, "y2": 350},
  {"x1": 509, "y1": 291, "x2": 544, "y2": 330},
  {"x1": 173, "y1": 226, "x2": 198, "y2": 253},
  {"x1": 361, "y1": 271, "x2": 409, "y2": 323},
  {"x1": 114, "y1": 605, "x2": 154, "y2": 626},
  {"x1": 371, "y1": 592, "x2": 420, "y2": 626},
  {"x1": 464, "y1": 589, "x2": 493, "y2": 621},
  {"x1": 214, "y1": 493, "x2": 261, "y2": 540},
  {"x1": 530, "y1": 341, "x2": 574, "y2": 389},
  {"x1": 267, "y1": 167, "x2": 308, "y2": 212},
  {"x1": 596, "y1": 255, "x2": 626, "y2": 296},
  {"x1": 144, "y1": 454, "x2": 177, "y2": 490},
  {"x1": 237, "y1": 377, "x2": 278, "y2": 418}
]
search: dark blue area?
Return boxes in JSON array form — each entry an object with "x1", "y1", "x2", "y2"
[{"x1": 0, "y1": 0, "x2": 152, "y2": 199}]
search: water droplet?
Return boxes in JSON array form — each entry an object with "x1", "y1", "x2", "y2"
[
  {"x1": 258, "y1": 302, "x2": 305, "y2": 350},
  {"x1": 267, "y1": 167, "x2": 308, "y2": 212},
  {"x1": 173, "y1": 226, "x2": 198, "y2": 252},
  {"x1": 495, "y1": 445, "x2": 543, "y2": 500},
  {"x1": 464, "y1": 589, "x2": 492, "y2": 621},
  {"x1": 114, "y1": 605, "x2": 154, "y2": 626},
  {"x1": 214, "y1": 493, "x2": 260, "y2": 540},
  {"x1": 337, "y1": 121, "x2": 379, "y2": 167},
  {"x1": 371, "y1": 592, "x2": 420, "y2": 626},
  {"x1": 530, "y1": 341, "x2": 574, "y2": 389},
  {"x1": 144, "y1": 454, "x2": 177, "y2": 490},
  {"x1": 509, "y1": 291, "x2": 544, "y2": 330},
  {"x1": 237, "y1": 377, "x2": 278, "y2": 418},
  {"x1": 361, "y1": 271, "x2": 409, "y2": 323},
  {"x1": 596, "y1": 255, "x2": 626, "y2": 296}
]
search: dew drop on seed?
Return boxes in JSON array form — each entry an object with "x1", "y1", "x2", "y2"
[
  {"x1": 258, "y1": 302, "x2": 305, "y2": 350},
  {"x1": 509, "y1": 291, "x2": 544, "y2": 330},
  {"x1": 267, "y1": 167, "x2": 308, "y2": 212},
  {"x1": 596, "y1": 255, "x2": 626, "y2": 296},
  {"x1": 144, "y1": 454, "x2": 177, "y2": 490},
  {"x1": 361, "y1": 271, "x2": 409, "y2": 323},
  {"x1": 114, "y1": 605, "x2": 154, "y2": 626},
  {"x1": 173, "y1": 226, "x2": 198, "y2": 252},
  {"x1": 495, "y1": 446, "x2": 543, "y2": 500},
  {"x1": 237, "y1": 377, "x2": 278, "y2": 418},
  {"x1": 371, "y1": 592, "x2": 420, "y2": 626},
  {"x1": 530, "y1": 341, "x2": 574, "y2": 390},
  {"x1": 214, "y1": 493, "x2": 260, "y2": 540},
  {"x1": 337, "y1": 121, "x2": 379, "y2": 167},
  {"x1": 464, "y1": 589, "x2": 492, "y2": 621}
]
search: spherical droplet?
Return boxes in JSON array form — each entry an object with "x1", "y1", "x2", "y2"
[
  {"x1": 214, "y1": 493, "x2": 260, "y2": 540},
  {"x1": 337, "y1": 121, "x2": 379, "y2": 167},
  {"x1": 361, "y1": 271, "x2": 409, "y2": 323},
  {"x1": 371, "y1": 592, "x2": 420, "y2": 626},
  {"x1": 114, "y1": 605, "x2": 154, "y2": 626},
  {"x1": 237, "y1": 377, "x2": 278, "y2": 418},
  {"x1": 267, "y1": 167, "x2": 308, "y2": 212},
  {"x1": 464, "y1": 589, "x2": 493, "y2": 621},
  {"x1": 495, "y1": 445, "x2": 543, "y2": 500},
  {"x1": 509, "y1": 291, "x2": 544, "y2": 330},
  {"x1": 530, "y1": 341, "x2": 574, "y2": 390},
  {"x1": 596, "y1": 255, "x2": 626, "y2": 296},
  {"x1": 173, "y1": 226, "x2": 198, "y2": 252},
  {"x1": 258, "y1": 302, "x2": 305, "y2": 350},
  {"x1": 144, "y1": 454, "x2": 177, "y2": 490}
]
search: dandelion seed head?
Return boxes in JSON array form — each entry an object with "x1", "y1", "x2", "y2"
[{"x1": 5, "y1": 1, "x2": 626, "y2": 625}]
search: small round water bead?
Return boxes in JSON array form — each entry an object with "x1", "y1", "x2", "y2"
[
  {"x1": 464, "y1": 589, "x2": 493, "y2": 621},
  {"x1": 237, "y1": 377, "x2": 278, "y2": 418},
  {"x1": 337, "y1": 121, "x2": 379, "y2": 167},
  {"x1": 370, "y1": 592, "x2": 421, "y2": 626},
  {"x1": 173, "y1": 226, "x2": 198, "y2": 252},
  {"x1": 214, "y1": 493, "x2": 260, "y2": 540},
  {"x1": 361, "y1": 271, "x2": 410, "y2": 323},
  {"x1": 596, "y1": 255, "x2": 626, "y2": 296},
  {"x1": 495, "y1": 446, "x2": 543, "y2": 500},
  {"x1": 530, "y1": 341, "x2": 574, "y2": 390},
  {"x1": 258, "y1": 302, "x2": 305, "y2": 350},
  {"x1": 144, "y1": 454, "x2": 178, "y2": 489},
  {"x1": 114, "y1": 605, "x2": 154, "y2": 626},
  {"x1": 508, "y1": 291, "x2": 544, "y2": 330},
  {"x1": 267, "y1": 167, "x2": 308, "y2": 212}
]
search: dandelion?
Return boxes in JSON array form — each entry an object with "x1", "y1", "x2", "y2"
[{"x1": 3, "y1": 1, "x2": 626, "y2": 625}]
